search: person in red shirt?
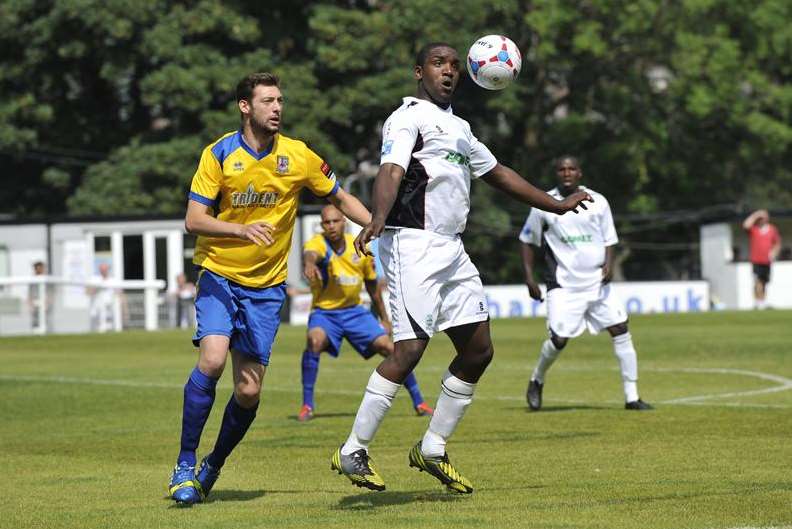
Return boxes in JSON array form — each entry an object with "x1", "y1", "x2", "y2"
[{"x1": 742, "y1": 209, "x2": 782, "y2": 309}]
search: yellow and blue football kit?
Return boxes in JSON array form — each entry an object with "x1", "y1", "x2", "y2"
[
  {"x1": 189, "y1": 130, "x2": 338, "y2": 363},
  {"x1": 305, "y1": 233, "x2": 377, "y2": 310},
  {"x1": 190, "y1": 130, "x2": 339, "y2": 288},
  {"x1": 304, "y1": 233, "x2": 385, "y2": 358},
  {"x1": 172, "y1": 129, "x2": 342, "y2": 506},
  {"x1": 300, "y1": 234, "x2": 429, "y2": 417}
]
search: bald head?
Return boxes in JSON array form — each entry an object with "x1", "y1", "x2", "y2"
[{"x1": 320, "y1": 205, "x2": 345, "y2": 242}]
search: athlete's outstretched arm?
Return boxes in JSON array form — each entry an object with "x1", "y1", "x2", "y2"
[
  {"x1": 185, "y1": 199, "x2": 274, "y2": 246},
  {"x1": 482, "y1": 163, "x2": 592, "y2": 214},
  {"x1": 327, "y1": 187, "x2": 371, "y2": 228},
  {"x1": 353, "y1": 163, "x2": 405, "y2": 256}
]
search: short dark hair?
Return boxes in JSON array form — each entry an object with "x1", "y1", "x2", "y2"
[
  {"x1": 555, "y1": 154, "x2": 581, "y2": 170},
  {"x1": 236, "y1": 72, "x2": 280, "y2": 103},
  {"x1": 415, "y1": 42, "x2": 455, "y2": 67}
]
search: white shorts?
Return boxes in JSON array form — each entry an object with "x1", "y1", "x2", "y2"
[
  {"x1": 379, "y1": 228, "x2": 489, "y2": 342},
  {"x1": 546, "y1": 283, "x2": 626, "y2": 338}
]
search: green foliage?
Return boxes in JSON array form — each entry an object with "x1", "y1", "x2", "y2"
[{"x1": 0, "y1": 0, "x2": 790, "y2": 280}]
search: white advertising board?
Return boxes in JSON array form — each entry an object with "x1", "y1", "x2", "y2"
[{"x1": 288, "y1": 281, "x2": 710, "y2": 325}]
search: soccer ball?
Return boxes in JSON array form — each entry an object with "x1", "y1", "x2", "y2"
[{"x1": 466, "y1": 35, "x2": 522, "y2": 90}]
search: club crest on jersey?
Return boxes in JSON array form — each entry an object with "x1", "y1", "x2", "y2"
[
  {"x1": 276, "y1": 155, "x2": 289, "y2": 174},
  {"x1": 231, "y1": 183, "x2": 280, "y2": 208},
  {"x1": 320, "y1": 161, "x2": 336, "y2": 181}
]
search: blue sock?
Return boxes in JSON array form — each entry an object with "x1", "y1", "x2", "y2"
[
  {"x1": 301, "y1": 350, "x2": 320, "y2": 409},
  {"x1": 178, "y1": 367, "x2": 219, "y2": 467},
  {"x1": 207, "y1": 395, "x2": 258, "y2": 469},
  {"x1": 404, "y1": 372, "x2": 424, "y2": 407}
]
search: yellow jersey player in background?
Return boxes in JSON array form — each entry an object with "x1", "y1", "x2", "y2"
[
  {"x1": 168, "y1": 72, "x2": 371, "y2": 505},
  {"x1": 298, "y1": 205, "x2": 433, "y2": 422}
]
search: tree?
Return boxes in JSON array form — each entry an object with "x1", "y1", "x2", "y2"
[{"x1": 1, "y1": 0, "x2": 789, "y2": 283}]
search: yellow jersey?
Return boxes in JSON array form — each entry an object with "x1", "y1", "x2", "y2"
[
  {"x1": 190, "y1": 131, "x2": 338, "y2": 288},
  {"x1": 304, "y1": 233, "x2": 377, "y2": 310}
]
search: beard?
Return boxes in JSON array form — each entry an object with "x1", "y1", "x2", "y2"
[{"x1": 250, "y1": 113, "x2": 279, "y2": 135}]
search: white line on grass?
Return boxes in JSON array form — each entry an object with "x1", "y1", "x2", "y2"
[
  {"x1": 719, "y1": 526, "x2": 792, "y2": 529},
  {"x1": 2, "y1": 368, "x2": 791, "y2": 409},
  {"x1": 651, "y1": 367, "x2": 792, "y2": 404}
]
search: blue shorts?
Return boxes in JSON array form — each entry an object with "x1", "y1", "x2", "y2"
[
  {"x1": 307, "y1": 305, "x2": 386, "y2": 358},
  {"x1": 192, "y1": 268, "x2": 286, "y2": 365}
]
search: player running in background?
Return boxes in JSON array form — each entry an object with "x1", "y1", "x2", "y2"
[
  {"x1": 742, "y1": 209, "x2": 781, "y2": 309},
  {"x1": 520, "y1": 155, "x2": 652, "y2": 411},
  {"x1": 168, "y1": 72, "x2": 371, "y2": 505},
  {"x1": 298, "y1": 205, "x2": 433, "y2": 422},
  {"x1": 330, "y1": 43, "x2": 591, "y2": 494}
]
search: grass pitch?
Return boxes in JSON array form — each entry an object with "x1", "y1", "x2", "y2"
[{"x1": 1, "y1": 311, "x2": 791, "y2": 529}]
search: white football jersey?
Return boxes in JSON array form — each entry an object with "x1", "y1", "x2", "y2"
[
  {"x1": 519, "y1": 186, "x2": 618, "y2": 290},
  {"x1": 380, "y1": 97, "x2": 497, "y2": 235}
]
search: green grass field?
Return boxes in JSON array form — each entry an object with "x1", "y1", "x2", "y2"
[{"x1": 2, "y1": 311, "x2": 791, "y2": 529}]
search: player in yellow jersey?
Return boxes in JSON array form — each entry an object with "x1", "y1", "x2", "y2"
[
  {"x1": 297, "y1": 205, "x2": 433, "y2": 422},
  {"x1": 168, "y1": 72, "x2": 371, "y2": 505}
]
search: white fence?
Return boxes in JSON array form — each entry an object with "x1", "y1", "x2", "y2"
[
  {"x1": 289, "y1": 281, "x2": 710, "y2": 326},
  {"x1": 0, "y1": 276, "x2": 166, "y2": 335}
]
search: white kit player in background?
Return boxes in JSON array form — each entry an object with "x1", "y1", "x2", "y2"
[
  {"x1": 520, "y1": 155, "x2": 652, "y2": 411},
  {"x1": 330, "y1": 42, "x2": 592, "y2": 494}
]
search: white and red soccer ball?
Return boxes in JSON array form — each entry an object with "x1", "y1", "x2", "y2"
[{"x1": 466, "y1": 35, "x2": 522, "y2": 90}]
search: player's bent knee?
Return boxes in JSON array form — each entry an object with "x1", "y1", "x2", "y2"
[
  {"x1": 198, "y1": 354, "x2": 226, "y2": 377},
  {"x1": 388, "y1": 343, "x2": 424, "y2": 374},
  {"x1": 371, "y1": 335, "x2": 393, "y2": 356},
  {"x1": 234, "y1": 383, "x2": 261, "y2": 408},
  {"x1": 550, "y1": 335, "x2": 568, "y2": 350},
  {"x1": 608, "y1": 323, "x2": 628, "y2": 337},
  {"x1": 306, "y1": 339, "x2": 325, "y2": 354},
  {"x1": 306, "y1": 329, "x2": 328, "y2": 353},
  {"x1": 474, "y1": 343, "x2": 494, "y2": 371}
]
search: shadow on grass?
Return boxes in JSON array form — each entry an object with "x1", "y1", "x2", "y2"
[
  {"x1": 496, "y1": 404, "x2": 610, "y2": 413},
  {"x1": 465, "y1": 430, "x2": 600, "y2": 445},
  {"x1": 288, "y1": 412, "x2": 357, "y2": 421},
  {"x1": 538, "y1": 404, "x2": 611, "y2": 412},
  {"x1": 335, "y1": 490, "x2": 463, "y2": 510},
  {"x1": 205, "y1": 489, "x2": 266, "y2": 503}
]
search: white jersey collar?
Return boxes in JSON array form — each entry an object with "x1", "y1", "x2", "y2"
[
  {"x1": 403, "y1": 96, "x2": 453, "y2": 114},
  {"x1": 552, "y1": 184, "x2": 590, "y2": 197}
]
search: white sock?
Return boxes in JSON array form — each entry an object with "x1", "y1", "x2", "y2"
[
  {"x1": 421, "y1": 371, "x2": 475, "y2": 458},
  {"x1": 341, "y1": 370, "x2": 400, "y2": 455},
  {"x1": 531, "y1": 339, "x2": 560, "y2": 384},
  {"x1": 613, "y1": 333, "x2": 639, "y2": 402}
]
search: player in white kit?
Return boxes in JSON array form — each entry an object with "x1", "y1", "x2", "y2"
[
  {"x1": 520, "y1": 155, "x2": 652, "y2": 411},
  {"x1": 329, "y1": 43, "x2": 593, "y2": 494}
]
